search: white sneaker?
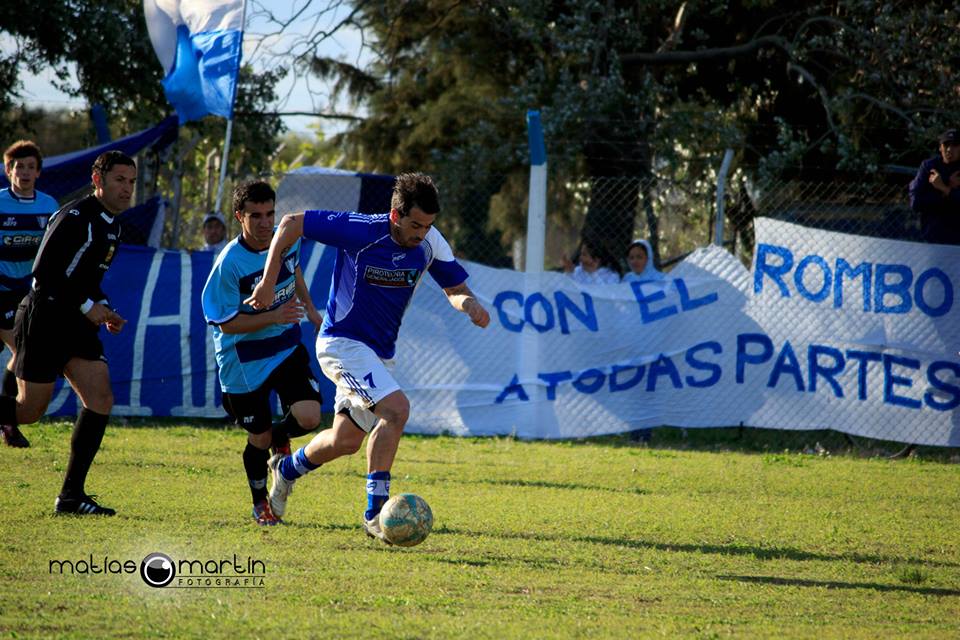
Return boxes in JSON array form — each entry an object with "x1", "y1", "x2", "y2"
[
  {"x1": 363, "y1": 517, "x2": 392, "y2": 545},
  {"x1": 267, "y1": 454, "x2": 294, "y2": 518}
]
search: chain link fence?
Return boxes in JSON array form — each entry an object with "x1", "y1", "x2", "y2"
[{"x1": 271, "y1": 164, "x2": 958, "y2": 456}]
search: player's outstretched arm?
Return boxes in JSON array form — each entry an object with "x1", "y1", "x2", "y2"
[
  {"x1": 442, "y1": 281, "x2": 490, "y2": 328},
  {"x1": 245, "y1": 212, "x2": 305, "y2": 310}
]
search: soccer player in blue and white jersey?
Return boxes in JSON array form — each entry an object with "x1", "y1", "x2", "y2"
[
  {"x1": 201, "y1": 181, "x2": 324, "y2": 526},
  {"x1": 246, "y1": 172, "x2": 490, "y2": 543},
  {"x1": 0, "y1": 141, "x2": 58, "y2": 447}
]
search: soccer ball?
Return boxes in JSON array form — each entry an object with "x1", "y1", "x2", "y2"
[{"x1": 379, "y1": 493, "x2": 433, "y2": 547}]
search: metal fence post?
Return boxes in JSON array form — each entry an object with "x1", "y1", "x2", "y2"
[{"x1": 714, "y1": 148, "x2": 734, "y2": 247}]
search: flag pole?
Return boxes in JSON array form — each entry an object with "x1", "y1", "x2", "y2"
[{"x1": 213, "y1": 0, "x2": 248, "y2": 214}]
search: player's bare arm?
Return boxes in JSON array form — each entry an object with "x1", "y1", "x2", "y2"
[
  {"x1": 245, "y1": 212, "x2": 305, "y2": 309},
  {"x1": 294, "y1": 266, "x2": 323, "y2": 330},
  {"x1": 220, "y1": 298, "x2": 306, "y2": 334},
  {"x1": 442, "y1": 281, "x2": 490, "y2": 328}
]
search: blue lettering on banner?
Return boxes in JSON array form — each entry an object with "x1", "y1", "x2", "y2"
[
  {"x1": 925, "y1": 362, "x2": 960, "y2": 411},
  {"x1": 734, "y1": 332, "x2": 956, "y2": 412},
  {"x1": 630, "y1": 278, "x2": 719, "y2": 324},
  {"x1": 684, "y1": 341, "x2": 722, "y2": 388},
  {"x1": 754, "y1": 243, "x2": 955, "y2": 318},
  {"x1": 493, "y1": 290, "x2": 598, "y2": 334},
  {"x1": 495, "y1": 343, "x2": 725, "y2": 403}
]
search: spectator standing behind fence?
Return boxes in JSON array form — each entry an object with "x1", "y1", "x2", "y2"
[
  {"x1": 562, "y1": 239, "x2": 622, "y2": 284},
  {"x1": 622, "y1": 239, "x2": 663, "y2": 283},
  {"x1": 200, "y1": 211, "x2": 228, "y2": 253},
  {"x1": 621, "y1": 238, "x2": 663, "y2": 444},
  {"x1": 909, "y1": 129, "x2": 960, "y2": 245},
  {"x1": 0, "y1": 141, "x2": 59, "y2": 448}
]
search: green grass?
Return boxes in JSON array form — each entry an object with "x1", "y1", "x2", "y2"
[{"x1": 1, "y1": 420, "x2": 958, "y2": 639}]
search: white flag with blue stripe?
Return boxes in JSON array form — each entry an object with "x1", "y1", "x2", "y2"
[{"x1": 143, "y1": 0, "x2": 245, "y2": 122}]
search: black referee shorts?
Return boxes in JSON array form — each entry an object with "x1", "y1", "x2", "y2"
[
  {"x1": 13, "y1": 291, "x2": 106, "y2": 383},
  {"x1": 222, "y1": 344, "x2": 322, "y2": 435},
  {"x1": 0, "y1": 289, "x2": 27, "y2": 331}
]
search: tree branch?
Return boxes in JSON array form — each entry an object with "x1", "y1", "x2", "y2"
[{"x1": 620, "y1": 34, "x2": 791, "y2": 65}]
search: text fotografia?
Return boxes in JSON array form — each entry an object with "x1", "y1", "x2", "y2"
[{"x1": 48, "y1": 552, "x2": 266, "y2": 589}]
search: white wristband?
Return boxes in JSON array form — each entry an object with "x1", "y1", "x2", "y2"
[{"x1": 79, "y1": 299, "x2": 95, "y2": 314}]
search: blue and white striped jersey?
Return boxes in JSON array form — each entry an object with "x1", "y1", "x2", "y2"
[
  {"x1": 303, "y1": 210, "x2": 468, "y2": 359},
  {"x1": 0, "y1": 188, "x2": 58, "y2": 291},
  {"x1": 202, "y1": 233, "x2": 303, "y2": 393}
]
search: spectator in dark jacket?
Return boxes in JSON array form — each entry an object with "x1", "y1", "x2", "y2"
[{"x1": 909, "y1": 129, "x2": 960, "y2": 245}]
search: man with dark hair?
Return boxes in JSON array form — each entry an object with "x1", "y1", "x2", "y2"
[
  {"x1": 201, "y1": 180, "x2": 323, "y2": 526},
  {"x1": 246, "y1": 172, "x2": 490, "y2": 543},
  {"x1": 0, "y1": 150, "x2": 133, "y2": 515},
  {"x1": 0, "y1": 140, "x2": 59, "y2": 447},
  {"x1": 909, "y1": 128, "x2": 960, "y2": 245}
]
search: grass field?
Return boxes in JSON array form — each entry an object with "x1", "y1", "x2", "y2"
[{"x1": 1, "y1": 419, "x2": 958, "y2": 639}]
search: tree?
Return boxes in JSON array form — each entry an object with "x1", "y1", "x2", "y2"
[{"x1": 257, "y1": 0, "x2": 960, "y2": 265}]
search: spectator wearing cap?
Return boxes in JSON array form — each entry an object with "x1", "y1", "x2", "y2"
[
  {"x1": 201, "y1": 212, "x2": 228, "y2": 253},
  {"x1": 908, "y1": 129, "x2": 960, "y2": 245}
]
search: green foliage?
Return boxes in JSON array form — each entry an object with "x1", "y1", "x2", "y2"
[
  {"x1": 311, "y1": 1, "x2": 960, "y2": 262},
  {"x1": 1, "y1": 421, "x2": 959, "y2": 638}
]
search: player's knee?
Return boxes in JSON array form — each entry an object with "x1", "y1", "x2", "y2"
[
  {"x1": 334, "y1": 428, "x2": 364, "y2": 455},
  {"x1": 18, "y1": 403, "x2": 45, "y2": 425},
  {"x1": 88, "y1": 389, "x2": 113, "y2": 414},
  {"x1": 295, "y1": 405, "x2": 322, "y2": 432},
  {"x1": 377, "y1": 394, "x2": 409, "y2": 427},
  {"x1": 248, "y1": 430, "x2": 271, "y2": 449}
]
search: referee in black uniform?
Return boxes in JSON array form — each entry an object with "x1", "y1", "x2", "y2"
[{"x1": 0, "y1": 150, "x2": 133, "y2": 515}]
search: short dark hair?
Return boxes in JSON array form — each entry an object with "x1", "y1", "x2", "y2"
[
  {"x1": 92, "y1": 150, "x2": 136, "y2": 178},
  {"x1": 4, "y1": 140, "x2": 43, "y2": 171},
  {"x1": 233, "y1": 180, "x2": 276, "y2": 214},
  {"x1": 391, "y1": 172, "x2": 439, "y2": 217}
]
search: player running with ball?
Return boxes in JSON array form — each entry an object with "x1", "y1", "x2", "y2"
[{"x1": 246, "y1": 172, "x2": 489, "y2": 543}]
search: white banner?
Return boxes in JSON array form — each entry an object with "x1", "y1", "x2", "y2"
[{"x1": 393, "y1": 219, "x2": 960, "y2": 445}]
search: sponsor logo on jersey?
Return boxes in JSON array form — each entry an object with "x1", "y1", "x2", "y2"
[
  {"x1": 2, "y1": 217, "x2": 16, "y2": 227},
  {"x1": 107, "y1": 233, "x2": 117, "y2": 240},
  {"x1": 363, "y1": 265, "x2": 420, "y2": 288},
  {"x1": 2, "y1": 234, "x2": 42, "y2": 246}
]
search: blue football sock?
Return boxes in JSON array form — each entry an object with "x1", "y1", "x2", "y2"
[
  {"x1": 364, "y1": 471, "x2": 390, "y2": 521},
  {"x1": 279, "y1": 447, "x2": 320, "y2": 482}
]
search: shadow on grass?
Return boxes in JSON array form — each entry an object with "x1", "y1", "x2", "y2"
[
  {"x1": 717, "y1": 574, "x2": 960, "y2": 597},
  {"x1": 462, "y1": 478, "x2": 647, "y2": 495},
  {"x1": 434, "y1": 526, "x2": 960, "y2": 569}
]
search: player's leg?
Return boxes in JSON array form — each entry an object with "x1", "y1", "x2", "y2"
[
  {"x1": 0, "y1": 327, "x2": 18, "y2": 396},
  {"x1": 269, "y1": 410, "x2": 366, "y2": 518},
  {"x1": 266, "y1": 345, "x2": 324, "y2": 516},
  {"x1": 270, "y1": 345, "x2": 322, "y2": 456},
  {"x1": 222, "y1": 387, "x2": 280, "y2": 526},
  {"x1": 0, "y1": 291, "x2": 28, "y2": 446},
  {"x1": 57, "y1": 357, "x2": 116, "y2": 515},
  {"x1": 0, "y1": 292, "x2": 68, "y2": 448}
]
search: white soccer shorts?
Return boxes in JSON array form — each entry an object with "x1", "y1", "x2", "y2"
[{"x1": 315, "y1": 335, "x2": 401, "y2": 433}]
